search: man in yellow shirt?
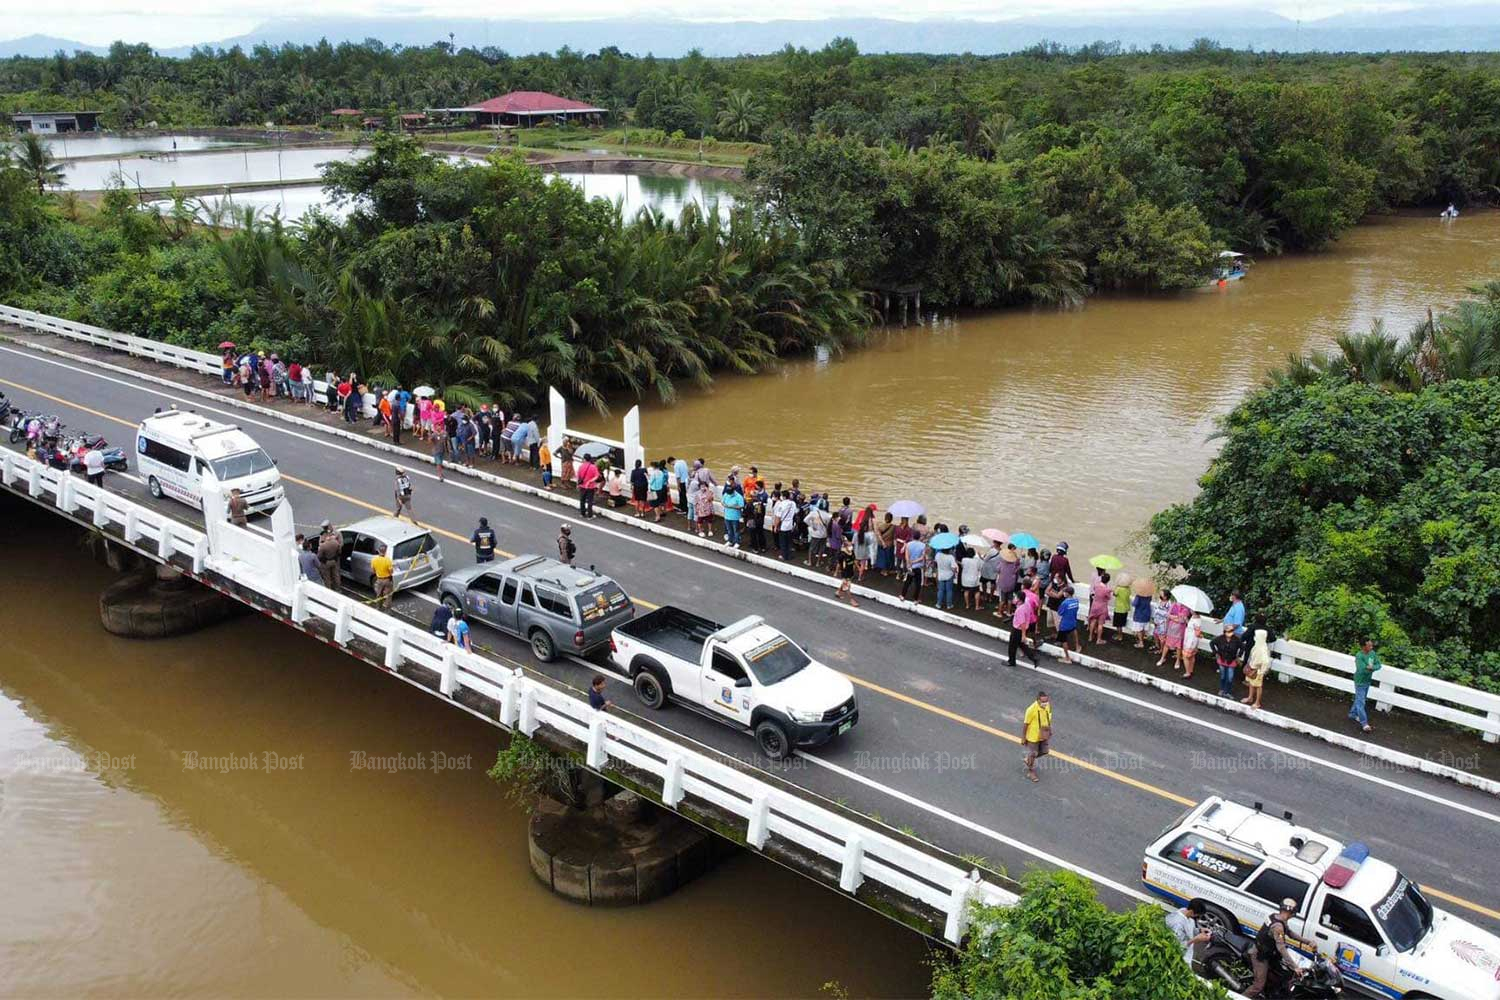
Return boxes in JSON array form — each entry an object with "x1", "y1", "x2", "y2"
[
  {"x1": 371, "y1": 543, "x2": 395, "y2": 608},
  {"x1": 1021, "y1": 691, "x2": 1052, "y2": 783}
]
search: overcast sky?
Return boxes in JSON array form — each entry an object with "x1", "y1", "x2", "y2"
[{"x1": 0, "y1": 0, "x2": 1444, "y2": 48}]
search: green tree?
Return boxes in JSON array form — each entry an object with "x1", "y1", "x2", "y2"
[
  {"x1": 12, "y1": 133, "x2": 63, "y2": 195},
  {"x1": 931, "y1": 870, "x2": 1224, "y2": 1000},
  {"x1": 716, "y1": 88, "x2": 764, "y2": 140}
]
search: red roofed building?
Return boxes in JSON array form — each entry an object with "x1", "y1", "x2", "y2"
[{"x1": 443, "y1": 91, "x2": 607, "y2": 127}]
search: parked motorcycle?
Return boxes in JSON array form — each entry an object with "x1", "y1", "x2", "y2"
[
  {"x1": 1200, "y1": 927, "x2": 1343, "y2": 998},
  {"x1": 7, "y1": 408, "x2": 43, "y2": 445},
  {"x1": 41, "y1": 431, "x2": 129, "y2": 474}
]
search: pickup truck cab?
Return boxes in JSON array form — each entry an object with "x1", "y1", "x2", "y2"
[
  {"x1": 438, "y1": 555, "x2": 634, "y2": 662},
  {"x1": 1144, "y1": 796, "x2": 1500, "y2": 1000},
  {"x1": 610, "y1": 607, "x2": 857, "y2": 760}
]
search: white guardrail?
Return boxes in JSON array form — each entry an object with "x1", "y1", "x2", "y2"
[
  {"x1": 0, "y1": 447, "x2": 1015, "y2": 943},
  {"x1": 5, "y1": 301, "x2": 1498, "y2": 744}
]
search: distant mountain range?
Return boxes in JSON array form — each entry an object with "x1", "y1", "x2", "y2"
[{"x1": 6, "y1": 9, "x2": 1500, "y2": 59}]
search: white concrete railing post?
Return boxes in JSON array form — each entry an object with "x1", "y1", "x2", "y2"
[
  {"x1": 123, "y1": 508, "x2": 141, "y2": 543},
  {"x1": 1, "y1": 453, "x2": 15, "y2": 485},
  {"x1": 93, "y1": 493, "x2": 110, "y2": 528},
  {"x1": 439, "y1": 647, "x2": 458, "y2": 697},
  {"x1": 746, "y1": 792, "x2": 770, "y2": 849},
  {"x1": 661, "y1": 754, "x2": 685, "y2": 807},
  {"x1": 1275, "y1": 644, "x2": 1294, "y2": 684},
  {"x1": 192, "y1": 537, "x2": 208, "y2": 574},
  {"x1": 27, "y1": 464, "x2": 42, "y2": 497},
  {"x1": 943, "y1": 873, "x2": 979, "y2": 944},
  {"x1": 334, "y1": 600, "x2": 353, "y2": 645},
  {"x1": 1375, "y1": 675, "x2": 1396, "y2": 714},
  {"x1": 384, "y1": 628, "x2": 403, "y2": 670},
  {"x1": 839, "y1": 834, "x2": 865, "y2": 892},
  {"x1": 499, "y1": 668, "x2": 523, "y2": 727},
  {"x1": 158, "y1": 526, "x2": 175, "y2": 560},
  {"x1": 586, "y1": 714, "x2": 608, "y2": 768},
  {"x1": 1486, "y1": 711, "x2": 1500, "y2": 745},
  {"x1": 290, "y1": 580, "x2": 309, "y2": 624},
  {"x1": 518, "y1": 684, "x2": 539, "y2": 736},
  {"x1": 57, "y1": 475, "x2": 77, "y2": 512}
]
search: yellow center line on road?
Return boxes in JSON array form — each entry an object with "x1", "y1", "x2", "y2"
[
  {"x1": 7, "y1": 375, "x2": 1497, "y2": 924},
  {"x1": 845, "y1": 672, "x2": 1197, "y2": 807}
]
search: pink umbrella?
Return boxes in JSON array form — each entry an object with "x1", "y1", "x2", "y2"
[{"x1": 981, "y1": 528, "x2": 1009, "y2": 544}]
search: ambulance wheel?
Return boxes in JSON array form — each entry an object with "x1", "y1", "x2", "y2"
[{"x1": 147, "y1": 475, "x2": 163, "y2": 499}]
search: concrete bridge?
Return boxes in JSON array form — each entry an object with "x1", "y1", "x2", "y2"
[{"x1": 3, "y1": 317, "x2": 1500, "y2": 958}]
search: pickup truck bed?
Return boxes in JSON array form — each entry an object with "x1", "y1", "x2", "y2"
[{"x1": 614, "y1": 606, "x2": 720, "y2": 662}]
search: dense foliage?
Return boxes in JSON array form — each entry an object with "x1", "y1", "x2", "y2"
[
  {"x1": 6, "y1": 40, "x2": 1498, "y2": 302},
  {"x1": 0, "y1": 134, "x2": 868, "y2": 409},
  {"x1": 1150, "y1": 283, "x2": 1500, "y2": 688},
  {"x1": 931, "y1": 870, "x2": 1224, "y2": 1000}
]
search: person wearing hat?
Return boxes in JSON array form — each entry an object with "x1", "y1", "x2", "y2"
[
  {"x1": 557, "y1": 524, "x2": 577, "y2": 566},
  {"x1": 1246, "y1": 898, "x2": 1310, "y2": 997},
  {"x1": 316, "y1": 520, "x2": 342, "y2": 589},
  {"x1": 1049, "y1": 542, "x2": 1074, "y2": 585}
]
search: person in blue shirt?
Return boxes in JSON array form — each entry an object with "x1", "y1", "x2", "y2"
[
  {"x1": 1056, "y1": 587, "x2": 1082, "y2": 662},
  {"x1": 588, "y1": 674, "x2": 614, "y2": 712},
  {"x1": 672, "y1": 456, "x2": 690, "y2": 514},
  {"x1": 451, "y1": 610, "x2": 471, "y2": 652},
  {"x1": 721, "y1": 484, "x2": 745, "y2": 548},
  {"x1": 1223, "y1": 590, "x2": 1246, "y2": 636},
  {"x1": 647, "y1": 462, "x2": 668, "y2": 522}
]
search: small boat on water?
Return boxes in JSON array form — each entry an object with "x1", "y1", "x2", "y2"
[{"x1": 1211, "y1": 250, "x2": 1250, "y2": 285}]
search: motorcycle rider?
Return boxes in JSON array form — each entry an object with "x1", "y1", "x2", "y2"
[{"x1": 1245, "y1": 898, "x2": 1311, "y2": 997}]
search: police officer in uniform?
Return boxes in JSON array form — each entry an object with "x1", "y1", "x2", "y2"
[
  {"x1": 471, "y1": 517, "x2": 497, "y2": 563},
  {"x1": 1245, "y1": 898, "x2": 1309, "y2": 997}
]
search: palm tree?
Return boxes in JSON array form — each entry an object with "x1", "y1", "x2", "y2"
[
  {"x1": 15, "y1": 133, "x2": 64, "y2": 195},
  {"x1": 716, "y1": 89, "x2": 764, "y2": 141}
]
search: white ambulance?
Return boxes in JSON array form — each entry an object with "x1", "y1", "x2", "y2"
[
  {"x1": 1143, "y1": 797, "x2": 1500, "y2": 1000},
  {"x1": 135, "y1": 409, "x2": 284, "y2": 514}
]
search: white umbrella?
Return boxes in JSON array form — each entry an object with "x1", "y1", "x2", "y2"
[
  {"x1": 960, "y1": 533, "x2": 992, "y2": 549},
  {"x1": 413, "y1": 385, "x2": 436, "y2": 398},
  {"x1": 1171, "y1": 584, "x2": 1214, "y2": 615}
]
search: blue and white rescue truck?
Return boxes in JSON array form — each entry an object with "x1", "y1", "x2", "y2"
[{"x1": 1144, "y1": 796, "x2": 1500, "y2": 1000}]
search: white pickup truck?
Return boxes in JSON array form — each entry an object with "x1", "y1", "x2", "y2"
[
  {"x1": 1144, "y1": 796, "x2": 1500, "y2": 1000},
  {"x1": 609, "y1": 607, "x2": 858, "y2": 760}
]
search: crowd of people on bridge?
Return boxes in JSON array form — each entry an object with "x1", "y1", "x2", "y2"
[{"x1": 217, "y1": 351, "x2": 1388, "y2": 725}]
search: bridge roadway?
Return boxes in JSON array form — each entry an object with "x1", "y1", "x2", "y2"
[{"x1": 4, "y1": 342, "x2": 1500, "y2": 934}]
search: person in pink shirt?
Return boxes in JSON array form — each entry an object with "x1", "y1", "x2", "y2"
[
  {"x1": 1088, "y1": 572, "x2": 1113, "y2": 646},
  {"x1": 576, "y1": 456, "x2": 601, "y2": 519},
  {"x1": 1008, "y1": 582, "x2": 1041, "y2": 666}
]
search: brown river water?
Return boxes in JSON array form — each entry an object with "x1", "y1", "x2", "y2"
[
  {"x1": 571, "y1": 211, "x2": 1500, "y2": 567},
  {"x1": 0, "y1": 498, "x2": 931, "y2": 997}
]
